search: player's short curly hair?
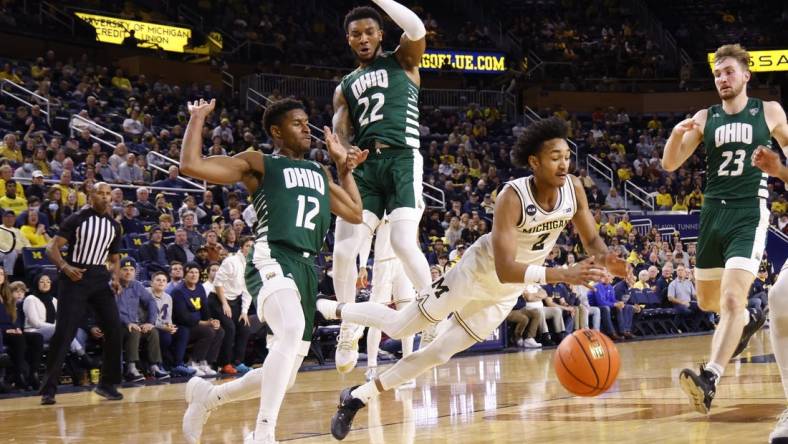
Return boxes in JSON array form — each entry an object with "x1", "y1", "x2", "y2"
[
  {"x1": 344, "y1": 6, "x2": 383, "y2": 33},
  {"x1": 714, "y1": 43, "x2": 751, "y2": 72},
  {"x1": 262, "y1": 98, "x2": 305, "y2": 139},
  {"x1": 511, "y1": 117, "x2": 569, "y2": 167}
]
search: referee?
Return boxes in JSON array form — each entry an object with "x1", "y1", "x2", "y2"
[{"x1": 40, "y1": 182, "x2": 124, "y2": 405}]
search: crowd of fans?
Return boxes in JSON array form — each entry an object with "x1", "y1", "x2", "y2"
[{"x1": 0, "y1": 42, "x2": 784, "y2": 395}]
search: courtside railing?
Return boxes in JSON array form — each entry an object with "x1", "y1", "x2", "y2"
[
  {"x1": 69, "y1": 114, "x2": 123, "y2": 150},
  {"x1": 624, "y1": 180, "x2": 656, "y2": 211},
  {"x1": 1, "y1": 80, "x2": 51, "y2": 126},
  {"x1": 587, "y1": 155, "x2": 614, "y2": 190}
]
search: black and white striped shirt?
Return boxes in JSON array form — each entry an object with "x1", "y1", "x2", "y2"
[{"x1": 58, "y1": 208, "x2": 121, "y2": 266}]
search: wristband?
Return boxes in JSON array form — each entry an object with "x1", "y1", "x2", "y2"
[{"x1": 524, "y1": 265, "x2": 546, "y2": 285}]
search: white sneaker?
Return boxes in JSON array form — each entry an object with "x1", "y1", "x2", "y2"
[
  {"x1": 317, "y1": 299, "x2": 340, "y2": 320},
  {"x1": 244, "y1": 430, "x2": 278, "y2": 444},
  {"x1": 365, "y1": 366, "x2": 377, "y2": 382},
  {"x1": 516, "y1": 338, "x2": 525, "y2": 348},
  {"x1": 183, "y1": 377, "x2": 215, "y2": 444},
  {"x1": 188, "y1": 362, "x2": 206, "y2": 377},
  {"x1": 200, "y1": 361, "x2": 217, "y2": 377},
  {"x1": 522, "y1": 338, "x2": 543, "y2": 349},
  {"x1": 420, "y1": 324, "x2": 438, "y2": 348},
  {"x1": 335, "y1": 323, "x2": 363, "y2": 374},
  {"x1": 769, "y1": 408, "x2": 788, "y2": 442}
]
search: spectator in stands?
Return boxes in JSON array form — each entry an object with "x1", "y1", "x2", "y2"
[
  {"x1": 167, "y1": 228, "x2": 195, "y2": 264},
  {"x1": 20, "y1": 210, "x2": 50, "y2": 247},
  {"x1": 25, "y1": 170, "x2": 46, "y2": 202},
  {"x1": 587, "y1": 185, "x2": 606, "y2": 208},
  {"x1": 545, "y1": 282, "x2": 580, "y2": 333},
  {"x1": 171, "y1": 263, "x2": 224, "y2": 376},
  {"x1": 589, "y1": 273, "x2": 635, "y2": 340},
  {"x1": 0, "y1": 165, "x2": 22, "y2": 200},
  {"x1": 152, "y1": 166, "x2": 189, "y2": 190},
  {"x1": 23, "y1": 273, "x2": 95, "y2": 368},
  {"x1": 506, "y1": 296, "x2": 544, "y2": 349},
  {"x1": 212, "y1": 118, "x2": 234, "y2": 145},
  {"x1": 523, "y1": 285, "x2": 567, "y2": 345},
  {"x1": 667, "y1": 264, "x2": 697, "y2": 317},
  {"x1": 203, "y1": 230, "x2": 225, "y2": 263},
  {"x1": 1, "y1": 278, "x2": 42, "y2": 391},
  {"x1": 134, "y1": 187, "x2": 159, "y2": 222},
  {"x1": 165, "y1": 261, "x2": 184, "y2": 294},
  {"x1": 211, "y1": 237, "x2": 254, "y2": 374},
  {"x1": 0, "y1": 133, "x2": 22, "y2": 164},
  {"x1": 0, "y1": 211, "x2": 28, "y2": 277},
  {"x1": 148, "y1": 271, "x2": 194, "y2": 377},
  {"x1": 655, "y1": 262, "x2": 675, "y2": 301},
  {"x1": 118, "y1": 153, "x2": 144, "y2": 185},
  {"x1": 159, "y1": 214, "x2": 176, "y2": 244},
  {"x1": 139, "y1": 226, "x2": 169, "y2": 276},
  {"x1": 748, "y1": 267, "x2": 771, "y2": 311},
  {"x1": 50, "y1": 170, "x2": 79, "y2": 205},
  {"x1": 111, "y1": 69, "x2": 132, "y2": 93},
  {"x1": 120, "y1": 201, "x2": 144, "y2": 234},
  {"x1": 604, "y1": 187, "x2": 625, "y2": 210},
  {"x1": 655, "y1": 185, "x2": 673, "y2": 210},
  {"x1": 445, "y1": 216, "x2": 463, "y2": 248},
  {"x1": 197, "y1": 191, "x2": 220, "y2": 225},
  {"x1": 0, "y1": 179, "x2": 27, "y2": 216},
  {"x1": 115, "y1": 257, "x2": 168, "y2": 381}
]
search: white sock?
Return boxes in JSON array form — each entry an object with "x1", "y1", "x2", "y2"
[
  {"x1": 333, "y1": 219, "x2": 369, "y2": 304},
  {"x1": 128, "y1": 362, "x2": 138, "y2": 374},
  {"x1": 350, "y1": 381, "x2": 381, "y2": 404},
  {"x1": 769, "y1": 270, "x2": 788, "y2": 400},
  {"x1": 396, "y1": 301, "x2": 415, "y2": 357},
  {"x1": 706, "y1": 362, "x2": 724, "y2": 379}
]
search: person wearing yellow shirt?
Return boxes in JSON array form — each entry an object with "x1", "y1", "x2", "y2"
[
  {"x1": 111, "y1": 69, "x2": 132, "y2": 92},
  {"x1": 687, "y1": 186, "x2": 704, "y2": 207},
  {"x1": 616, "y1": 213, "x2": 633, "y2": 234},
  {"x1": 772, "y1": 196, "x2": 788, "y2": 215},
  {"x1": 0, "y1": 133, "x2": 23, "y2": 164},
  {"x1": 602, "y1": 217, "x2": 618, "y2": 238},
  {"x1": 655, "y1": 185, "x2": 673, "y2": 210},
  {"x1": 0, "y1": 63, "x2": 22, "y2": 84},
  {"x1": 672, "y1": 200, "x2": 689, "y2": 212},
  {"x1": 647, "y1": 115, "x2": 662, "y2": 130},
  {"x1": 20, "y1": 210, "x2": 50, "y2": 247},
  {"x1": 50, "y1": 170, "x2": 85, "y2": 205},
  {"x1": 617, "y1": 165, "x2": 632, "y2": 182},
  {"x1": 0, "y1": 180, "x2": 27, "y2": 215},
  {"x1": 0, "y1": 165, "x2": 24, "y2": 199},
  {"x1": 632, "y1": 270, "x2": 652, "y2": 290}
]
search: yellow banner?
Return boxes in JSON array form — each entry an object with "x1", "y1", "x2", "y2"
[
  {"x1": 75, "y1": 12, "x2": 191, "y2": 53},
  {"x1": 707, "y1": 49, "x2": 788, "y2": 72}
]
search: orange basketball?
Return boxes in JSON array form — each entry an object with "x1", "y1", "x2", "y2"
[{"x1": 553, "y1": 329, "x2": 620, "y2": 397}]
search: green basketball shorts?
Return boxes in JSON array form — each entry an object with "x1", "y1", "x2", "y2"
[
  {"x1": 245, "y1": 242, "x2": 318, "y2": 341},
  {"x1": 352, "y1": 148, "x2": 424, "y2": 220},
  {"x1": 695, "y1": 197, "x2": 770, "y2": 280}
]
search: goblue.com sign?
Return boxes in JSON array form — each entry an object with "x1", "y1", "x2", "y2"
[
  {"x1": 75, "y1": 12, "x2": 191, "y2": 53},
  {"x1": 707, "y1": 49, "x2": 788, "y2": 72},
  {"x1": 420, "y1": 50, "x2": 506, "y2": 74}
]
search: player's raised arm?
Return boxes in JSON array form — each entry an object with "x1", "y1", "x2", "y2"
[
  {"x1": 323, "y1": 126, "x2": 368, "y2": 224},
  {"x1": 332, "y1": 85, "x2": 355, "y2": 151},
  {"x1": 371, "y1": 0, "x2": 426, "y2": 70},
  {"x1": 491, "y1": 186, "x2": 605, "y2": 286},
  {"x1": 662, "y1": 109, "x2": 707, "y2": 172},
  {"x1": 569, "y1": 176, "x2": 627, "y2": 278},
  {"x1": 180, "y1": 99, "x2": 258, "y2": 185}
]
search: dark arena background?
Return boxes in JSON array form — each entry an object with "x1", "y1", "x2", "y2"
[{"x1": 0, "y1": 1, "x2": 787, "y2": 443}]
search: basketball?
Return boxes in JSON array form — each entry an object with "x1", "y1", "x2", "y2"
[{"x1": 554, "y1": 329, "x2": 620, "y2": 397}]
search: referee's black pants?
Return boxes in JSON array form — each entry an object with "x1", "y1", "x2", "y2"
[{"x1": 41, "y1": 267, "x2": 122, "y2": 396}]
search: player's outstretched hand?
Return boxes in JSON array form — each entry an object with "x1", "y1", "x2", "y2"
[
  {"x1": 561, "y1": 257, "x2": 606, "y2": 287},
  {"x1": 603, "y1": 252, "x2": 628, "y2": 278},
  {"x1": 187, "y1": 98, "x2": 216, "y2": 119},
  {"x1": 671, "y1": 118, "x2": 700, "y2": 136},
  {"x1": 751, "y1": 145, "x2": 781, "y2": 177},
  {"x1": 323, "y1": 126, "x2": 346, "y2": 166}
]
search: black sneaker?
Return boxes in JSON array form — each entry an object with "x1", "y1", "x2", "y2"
[
  {"x1": 330, "y1": 386, "x2": 366, "y2": 440},
  {"x1": 732, "y1": 307, "x2": 766, "y2": 358},
  {"x1": 679, "y1": 365, "x2": 718, "y2": 414},
  {"x1": 40, "y1": 394, "x2": 56, "y2": 405},
  {"x1": 94, "y1": 384, "x2": 123, "y2": 401}
]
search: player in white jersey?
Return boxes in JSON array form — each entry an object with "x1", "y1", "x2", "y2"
[
  {"x1": 317, "y1": 117, "x2": 628, "y2": 440},
  {"x1": 357, "y1": 216, "x2": 416, "y2": 383},
  {"x1": 749, "y1": 138, "x2": 788, "y2": 443}
]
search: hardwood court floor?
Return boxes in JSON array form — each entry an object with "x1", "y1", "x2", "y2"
[{"x1": 0, "y1": 331, "x2": 783, "y2": 443}]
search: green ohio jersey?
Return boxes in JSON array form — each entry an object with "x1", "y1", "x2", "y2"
[
  {"x1": 340, "y1": 51, "x2": 420, "y2": 150},
  {"x1": 703, "y1": 97, "x2": 771, "y2": 202},
  {"x1": 251, "y1": 154, "x2": 331, "y2": 254}
]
